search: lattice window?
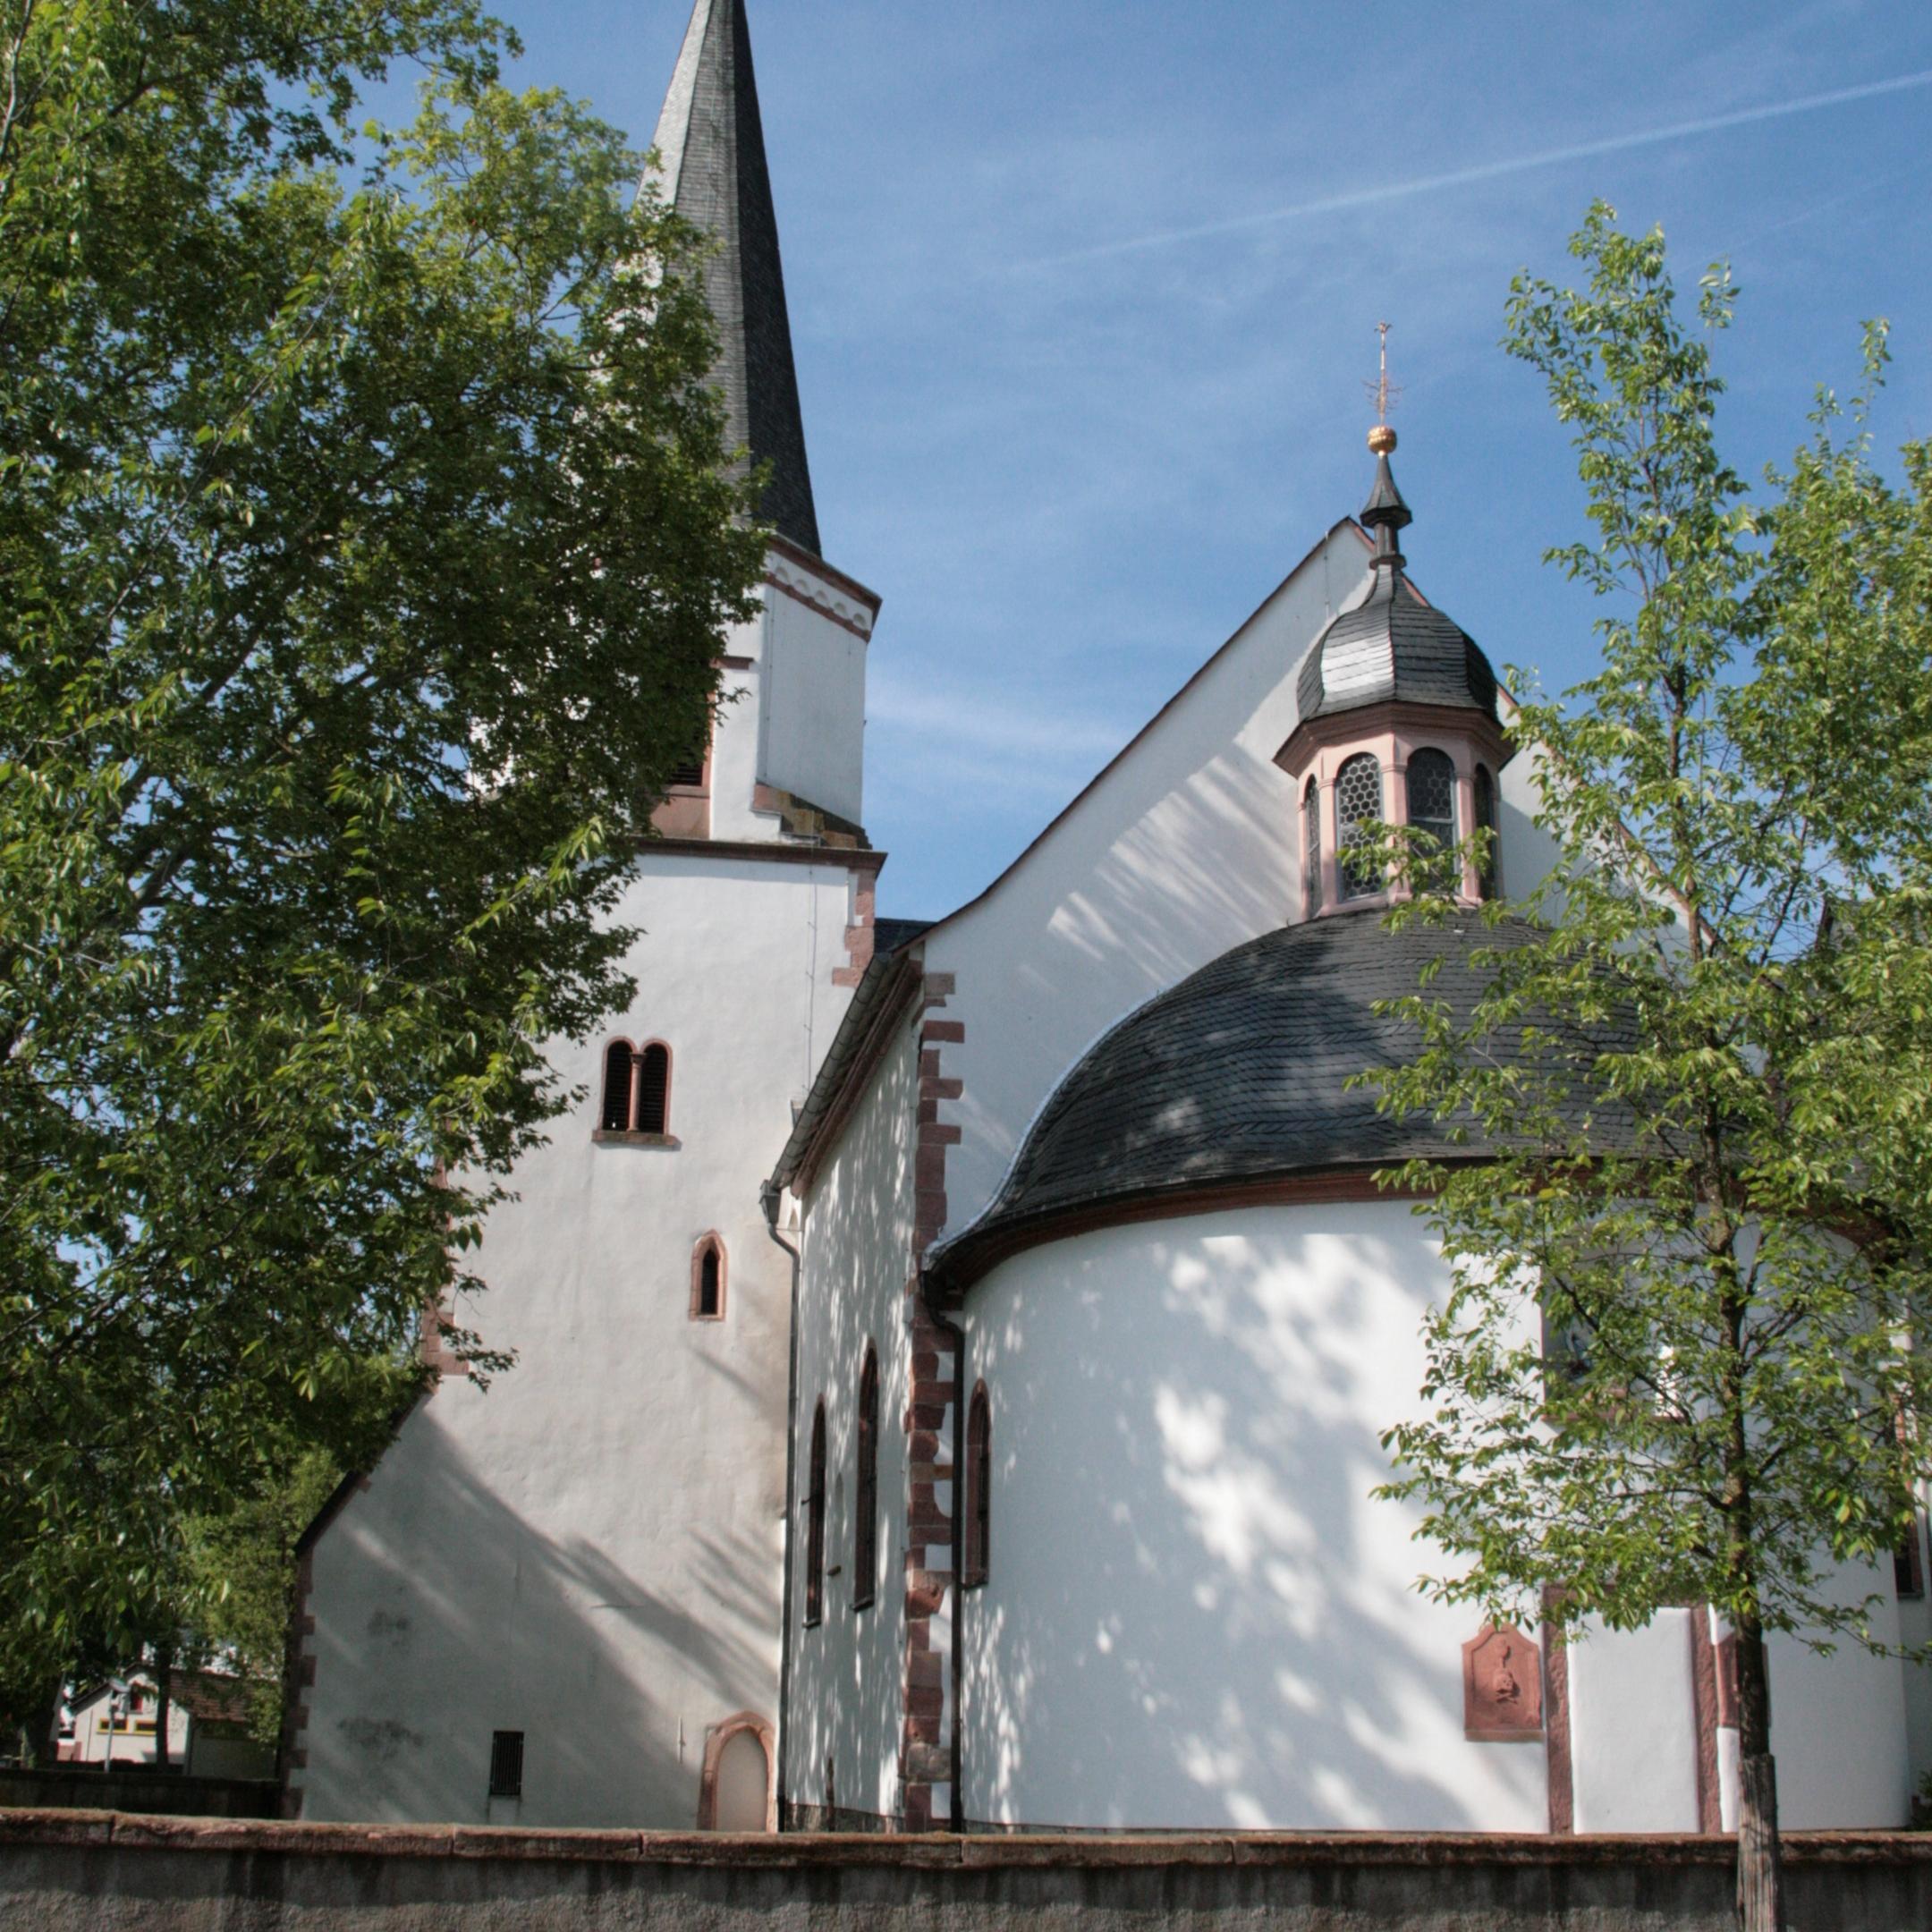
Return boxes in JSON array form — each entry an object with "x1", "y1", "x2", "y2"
[
  {"x1": 1405, "y1": 748, "x2": 1457, "y2": 861},
  {"x1": 1474, "y1": 764, "x2": 1499, "y2": 900},
  {"x1": 804, "y1": 1401, "x2": 826, "y2": 1625},
  {"x1": 1302, "y1": 777, "x2": 1321, "y2": 919},
  {"x1": 853, "y1": 1345, "x2": 878, "y2": 1610},
  {"x1": 1335, "y1": 753, "x2": 1383, "y2": 900}
]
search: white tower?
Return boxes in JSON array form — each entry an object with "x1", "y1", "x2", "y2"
[{"x1": 287, "y1": 0, "x2": 886, "y2": 1831}]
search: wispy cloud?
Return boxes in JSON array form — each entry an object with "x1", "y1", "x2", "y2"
[{"x1": 1021, "y1": 69, "x2": 1932, "y2": 268}]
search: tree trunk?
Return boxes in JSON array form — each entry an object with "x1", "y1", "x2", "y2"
[
  {"x1": 153, "y1": 1647, "x2": 173, "y2": 1772},
  {"x1": 23, "y1": 1677, "x2": 62, "y2": 1769},
  {"x1": 1733, "y1": 1621, "x2": 1784, "y2": 1932}
]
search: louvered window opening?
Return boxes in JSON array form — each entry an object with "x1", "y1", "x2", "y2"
[
  {"x1": 488, "y1": 1730, "x2": 524, "y2": 1799},
  {"x1": 1302, "y1": 778, "x2": 1321, "y2": 919},
  {"x1": 853, "y1": 1347, "x2": 878, "y2": 1610},
  {"x1": 635, "y1": 1044, "x2": 669, "y2": 1135},
  {"x1": 804, "y1": 1401, "x2": 826, "y2": 1625},
  {"x1": 666, "y1": 721, "x2": 708, "y2": 790},
  {"x1": 600, "y1": 1042, "x2": 633, "y2": 1131},
  {"x1": 1474, "y1": 764, "x2": 1498, "y2": 901},
  {"x1": 1405, "y1": 748, "x2": 1457, "y2": 862},
  {"x1": 1335, "y1": 753, "x2": 1383, "y2": 901}
]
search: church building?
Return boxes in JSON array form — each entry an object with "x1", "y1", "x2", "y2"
[{"x1": 291, "y1": 0, "x2": 1931, "y2": 1836}]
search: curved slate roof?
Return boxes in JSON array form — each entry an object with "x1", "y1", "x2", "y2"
[
  {"x1": 929, "y1": 911, "x2": 1631, "y2": 1294},
  {"x1": 1294, "y1": 451, "x2": 1498, "y2": 725},
  {"x1": 1297, "y1": 566, "x2": 1500, "y2": 722}
]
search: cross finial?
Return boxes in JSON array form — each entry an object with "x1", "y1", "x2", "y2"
[{"x1": 1365, "y1": 321, "x2": 1401, "y2": 453}]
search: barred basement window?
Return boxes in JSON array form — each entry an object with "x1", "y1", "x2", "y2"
[
  {"x1": 488, "y1": 1730, "x2": 524, "y2": 1799},
  {"x1": 635, "y1": 1042, "x2": 670, "y2": 1135},
  {"x1": 962, "y1": 1380, "x2": 991, "y2": 1589},
  {"x1": 1404, "y1": 747, "x2": 1457, "y2": 860},
  {"x1": 600, "y1": 1040, "x2": 634, "y2": 1132},
  {"x1": 1474, "y1": 763, "x2": 1499, "y2": 900},
  {"x1": 1335, "y1": 752, "x2": 1383, "y2": 901},
  {"x1": 1302, "y1": 777, "x2": 1321, "y2": 919},
  {"x1": 853, "y1": 1344, "x2": 878, "y2": 1611},
  {"x1": 805, "y1": 1400, "x2": 826, "y2": 1626}
]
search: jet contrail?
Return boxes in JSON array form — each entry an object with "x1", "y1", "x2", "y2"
[{"x1": 1025, "y1": 68, "x2": 1932, "y2": 268}]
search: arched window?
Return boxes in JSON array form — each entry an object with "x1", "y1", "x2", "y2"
[
  {"x1": 1474, "y1": 763, "x2": 1499, "y2": 901},
  {"x1": 1404, "y1": 748, "x2": 1457, "y2": 861},
  {"x1": 696, "y1": 1714, "x2": 775, "y2": 1833},
  {"x1": 962, "y1": 1380, "x2": 991, "y2": 1589},
  {"x1": 853, "y1": 1345, "x2": 878, "y2": 1610},
  {"x1": 1302, "y1": 776, "x2": 1321, "y2": 919},
  {"x1": 635, "y1": 1042, "x2": 670, "y2": 1135},
  {"x1": 600, "y1": 1040, "x2": 634, "y2": 1132},
  {"x1": 804, "y1": 1400, "x2": 826, "y2": 1626},
  {"x1": 691, "y1": 1235, "x2": 725, "y2": 1321},
  {"x1": 1335, "y1": 752, "x2": 1383, "y2": 901}
]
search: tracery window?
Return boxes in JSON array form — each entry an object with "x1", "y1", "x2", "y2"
[
  {"x1": 1405, "y1": 748, "x2": 1457, "y2": 863},
  {"x1": 1302, "y1": 776, "x2": 1321, "y2": 919},
  {"x1": 1474, "y1": 763, "x2": 1499, "y2": 901},
  {"x1": 962, "y1": 1381, "x2": 991, "y2": 1589},
  {"x1": 853, "y1": 1344, "x2": 878, "y2": 1610},
  {"x1": 805, "y1": 1400, "x2": 826, "y2": 1626},
  {"x1": 1335, "y1": 752, "x2": 1384, "y2": 901}
]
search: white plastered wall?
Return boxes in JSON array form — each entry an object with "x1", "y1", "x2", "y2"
[
  {"x1": 293, "y1": 852, "x2": 863, "y2": 1827},
  {"x1": 957, "y1": 1201, "x2": 1548, "y2": 1831},
  {"x1": 759, "y1": 579, "x2": 868, "y2": 828},
  {"x1": 783, "y1": 1016, "x2": 922, "y2": 1821}
]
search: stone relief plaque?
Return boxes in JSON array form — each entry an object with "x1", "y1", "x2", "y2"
[{"x1": 1462, "y1": 1623, "x2": 1544, "y2": 1741}]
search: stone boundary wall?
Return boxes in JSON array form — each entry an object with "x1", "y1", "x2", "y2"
[{"x1": 4, "y1": 1811, "x2": 1931, "y2": 1932}]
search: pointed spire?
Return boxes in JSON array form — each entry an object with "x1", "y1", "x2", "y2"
[
  {"x1": 1360, "y1": 323, "x2": 1410, "y2": 569},
  {"x1": 647, "y1": 0, "x2": 821, "y2": 555}
]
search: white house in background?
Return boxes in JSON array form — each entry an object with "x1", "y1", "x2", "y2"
[
  {"x1": 64, "y1": 1671, "x2": 273, "y2": 1780},
  {"x1": 294, "y1": 0, "x2": 1932, "y2": 1836}
]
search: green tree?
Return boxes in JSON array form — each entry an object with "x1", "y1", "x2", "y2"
[
  {"x1": 1370, "y1": 206, "x2": 1932, "y2": 1931},
  {"x1": 0, "y1": 0, "x2": 764, "y2": 1700}
]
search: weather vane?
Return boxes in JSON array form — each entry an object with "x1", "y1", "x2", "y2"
[{"x1": 1364, "y1": 321, "x2": 1401, "y2": 453}]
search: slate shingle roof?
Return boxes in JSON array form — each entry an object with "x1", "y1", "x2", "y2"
[
  {"x1": 648, "y1": 0, "x2": 820, "y2": 555},
  {"x1": 1295, "y1": 565, "x2": 1500, "y2": 722},
  {"x1": 930, "y1": 910, "x2": 1632, "y2": 1293}
]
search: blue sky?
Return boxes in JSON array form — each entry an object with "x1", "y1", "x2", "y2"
[{"x1": 480, "y1": 0, "x2": 1931, "y2": 921}]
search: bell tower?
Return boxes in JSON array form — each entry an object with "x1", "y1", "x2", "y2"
[{"x1": 645, "y1": 0, "x2": 877, "y2": 848}]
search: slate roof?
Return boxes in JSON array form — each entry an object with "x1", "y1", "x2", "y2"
[
  {"x1": 1295, "y1": 452, "x2": 1499, "y2": 724},
  {"x1": 928, "y1": 910, "x2": 1636, "y2": 1294},
  {"x1": 648, "y1": 0, "x2": 820, "y2": 555}
]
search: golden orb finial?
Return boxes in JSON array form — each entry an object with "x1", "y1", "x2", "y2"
[
  {"x1": 1368, "y1": 422, "x2": 1397, "y2": 455},
  {"x1": 1363, "y1": 322, "x2": 1401, "y2": 457}
]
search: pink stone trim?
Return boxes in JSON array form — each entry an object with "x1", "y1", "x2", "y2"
[{"x1": 695, "y1": 1712, "x2": 775, "y2": 1832}]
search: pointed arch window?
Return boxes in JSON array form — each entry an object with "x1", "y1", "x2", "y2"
[
  {"x1": 853, "y1": 1344, "x2": 878, "y2": 1610},
  {"x1": 1335, "y1": 752, "x2": 1383, "y2": 901},
  {"x1": 1404, "y1": 747, "x2": 1457, "y2": 862},
  {"x1": 1302, "y1": 776, "x2": 1322, "y2": 919},
  {"x1": 962, "y1": 1381, "x2": 991, "y2": 1589},
  {"x1": 804, "y1": 1400, "x2": 826, "y2": 1626},
  {"x1": 1473, "y1": 763, "x2": 1499, "y2": 901},
  {"x1": 691, "y1": 1235, "x2": 725, "y2": 1321}
]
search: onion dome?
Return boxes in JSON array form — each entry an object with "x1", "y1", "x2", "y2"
[
  {"x1": 1295, "y1": 438, "x2": 1500, "y2": 724},
  {"x1": 926, "y1": 911, "x2": 1633, "y2": 1298}
]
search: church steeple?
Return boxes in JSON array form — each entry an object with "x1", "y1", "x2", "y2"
[{"x1": 648, "y1": 0, "x2": 821, "y2": 555}]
